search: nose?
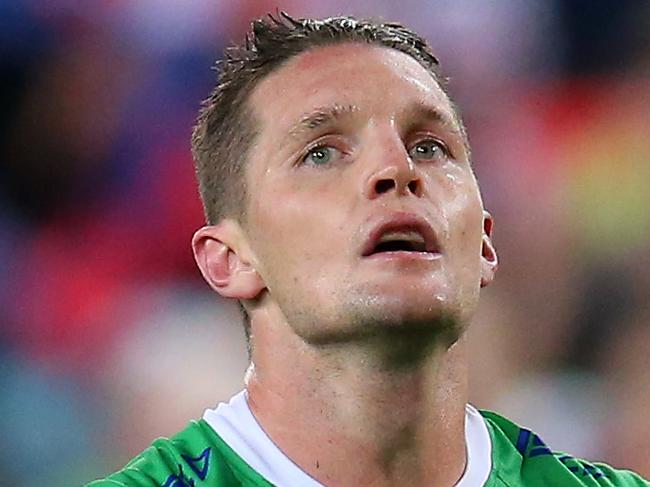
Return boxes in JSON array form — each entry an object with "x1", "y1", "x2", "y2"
[{"x1": 365, "y1": 145, "x2": 423, "y2": 200}]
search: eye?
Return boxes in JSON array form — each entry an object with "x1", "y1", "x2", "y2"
[
  {"x1": 408, "y1": 139, "x2": 449, "y2": 161},
  {"x1": 301, "y1": 145, "x2": 342, "y2": 166}
]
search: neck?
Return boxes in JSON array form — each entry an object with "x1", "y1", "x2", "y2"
[{"x1": 245, "y1": 304, "x2": 469, "y2": 487}]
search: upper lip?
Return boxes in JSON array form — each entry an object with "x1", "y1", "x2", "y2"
[{"x1": 361, "y1": 212, "x2": 441, "y2": 257}]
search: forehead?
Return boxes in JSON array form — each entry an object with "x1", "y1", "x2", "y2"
[{"x1": 248, "y1": 43, "x2": 455, "y2": 133}]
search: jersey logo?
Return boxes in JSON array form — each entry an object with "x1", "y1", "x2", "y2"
[
  {"x1": 515, "y1": 428, "x2": 551, "y2": 458},
  {"x1": 182, "y1": 447, "x2": 211, "y2": 481},
  {"x1": 516, "y1": 427, "x2": 607, "y2": 479},
  {"x1": 558, "y1": 455, "x2": 606, "y2": 479},
  {"x1": 162, "y1": 447, "x2": 211, "y2": 486},
  {"x1": 163, "y1": 465, "x2": 195, "y2": 487}
]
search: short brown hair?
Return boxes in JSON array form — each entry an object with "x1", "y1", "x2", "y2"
[{"x1": 191, "y1": 12, "x2": 454, "y2": 226}]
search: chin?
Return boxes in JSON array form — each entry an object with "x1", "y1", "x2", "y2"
[
  {"x1": 338, "y1": 289, "x2": 465, "y2": 339},
  {"x1": 369, "y1": 297, "x2": 458, "y2": 325},
  {"x1": 361, "y1": 278, "x2": 455, "y2": 310},
  {"x1": 285, "y1": 281, "x2": 468, "y2": 346}
]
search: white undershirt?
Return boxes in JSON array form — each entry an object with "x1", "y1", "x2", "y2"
[{"x1": 203, "y1": 390, "x2": 492, "y2": 487}]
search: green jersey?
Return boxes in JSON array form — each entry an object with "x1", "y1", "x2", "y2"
[{"x1": 87, "y1": 391, "x2": 648, "y2": 486}]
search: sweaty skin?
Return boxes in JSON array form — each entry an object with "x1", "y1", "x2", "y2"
[{"x1": 193, "y1": 43, "x2": 497, "y2": 486}]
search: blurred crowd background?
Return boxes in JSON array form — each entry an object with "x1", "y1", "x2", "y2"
[{"x1": 1, "y1": 0, "x2": 649, "y2": 485}]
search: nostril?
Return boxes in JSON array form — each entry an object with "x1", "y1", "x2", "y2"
[
  {"x1": 408, "y1": 180, "x2": 420, "y2": 195},
  {"x1": 375, "y1": 179, "x2": 395, "y2": 194}
]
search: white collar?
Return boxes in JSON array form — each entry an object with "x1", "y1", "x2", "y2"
[{"x1": 203, "y1": 390, "x2": 492, "y2": 487}]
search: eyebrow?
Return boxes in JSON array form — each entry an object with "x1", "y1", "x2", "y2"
[
  {"x1": 286, "y1": 104, "x2": 360, "y2": 141},
  {"x1": 282, "y1": 101, "x2": 469, "y2": 153},
  {"x1": 404, "y1": 102, "x2": 470, "y2": 154},
  {"x1": 404, "y1": 103, "x2": 462, "y2": 135}
]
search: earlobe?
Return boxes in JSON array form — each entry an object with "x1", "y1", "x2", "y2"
[
  {"x1": 480, "y1": 211, "x2": 498, "y2": 288},
  {"x1": 192, "y1": 224, "x2": 266, "y2": 300}
]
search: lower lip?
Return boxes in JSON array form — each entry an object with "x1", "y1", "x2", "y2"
[{"x1": 363, "y1": 251, "x2": 442, "y2": 261}]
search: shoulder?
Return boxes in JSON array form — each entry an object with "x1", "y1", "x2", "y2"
[
  {"x1": 479, "y1": 410, "x2": 649, "y2": 487},
  {"x1": 85, "y1": 420, "x2": 272, "y2": 487}
]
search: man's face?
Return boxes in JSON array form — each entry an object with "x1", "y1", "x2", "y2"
[{"x1": 242, "y1": 43, "x2": 486, "y2": 343}]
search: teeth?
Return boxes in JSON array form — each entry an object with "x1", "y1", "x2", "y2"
[{"x1": 377, "y1": 231, "x2": 425, "y2": 245}]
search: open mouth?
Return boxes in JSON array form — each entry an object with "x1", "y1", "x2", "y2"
[
  {"x1": 361, "y1": 217, "x2": 441, "y2": 258},
  {"x1": 368, "y1": 231, "x2": 428, "y2": 255}
]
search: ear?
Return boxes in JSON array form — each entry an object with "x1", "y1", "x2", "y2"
[
  {"x1": 192, "y1": 222, "x2": 265, "y2": 300},
  {"x1": 480, "y1": 210, "x2": 498, "y2": 288}
]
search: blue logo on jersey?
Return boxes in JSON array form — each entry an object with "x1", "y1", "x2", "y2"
[
  {"x1": 516, "y1": 427, "x2": 607, "y2": 479},
  {"x1": 162, "y1": 447, "x2": 211, "y2": 486},
  {"x1": 163, "y1": 465, "x2": 195, "y2": 487},
  {"x1": 182, "y1": 447, "x2": 211, "y2": 481},
  {"x1": 515, "y1": 428, "x2": 552, "y2": 458},
  {"x1": 558, "y1": 455, "x2": 606, "y2": 479}
]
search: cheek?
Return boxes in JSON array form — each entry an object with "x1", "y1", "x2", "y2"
[
  {"x1": 438, "y1": 172, "x2": 484, "y2": 265},
  {"x1": 454, "y1": 206, "x2": 483, "y2": 263},
  {"x1": 248, "y1": 179, "x2": 347, "y2": 277}
]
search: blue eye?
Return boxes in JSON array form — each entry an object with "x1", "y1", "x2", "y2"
[
  {"x1": 408, "y1": 139, "x2": 449, "y2": 161},
  {"x1": 302, "y1": 145, "x2": 340, "y2": 166}
]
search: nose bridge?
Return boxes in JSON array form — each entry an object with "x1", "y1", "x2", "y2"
[{"x1": 363, "y1": 122, "x2": 421, "y2": 199}]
